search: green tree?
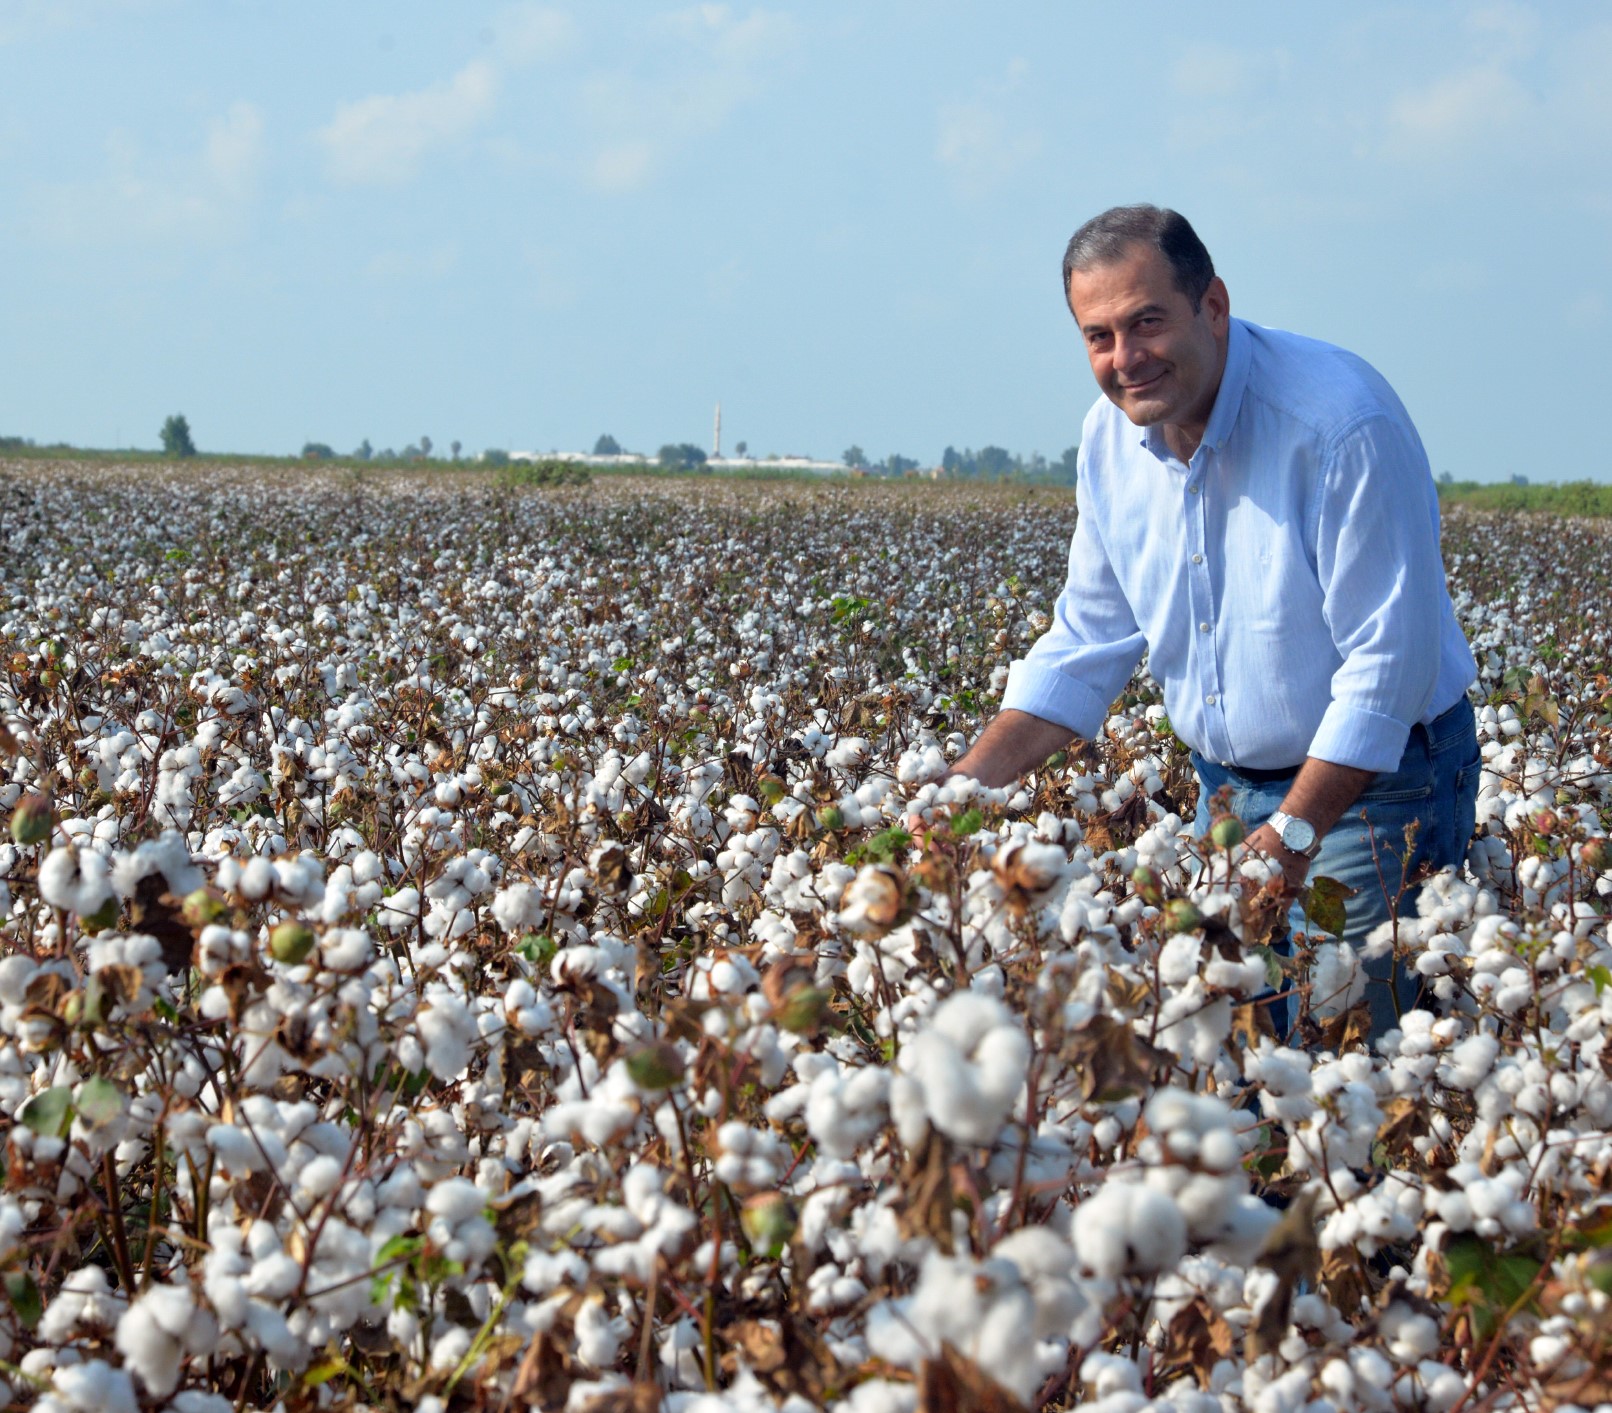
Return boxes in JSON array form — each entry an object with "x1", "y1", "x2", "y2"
[
  {"x1": 301, "y1": 442, "x2": 335, "y2": 460},
  {"x1": 976, "y1": 445, "x2": 1015, "y2": 478},
  {"x1": 594, "y1": 434, "x2": 622, "y2": 455},
  {"x1": 450, "y1": 440, "x2": 462, "y2": 461},
  {"x1": 842, "y1": 445, "x2": 866, "y2": 469},
  {"x1": 885, "y1": 453, "x2": 918, "y2": 477},
  {"x1": 354, "y1": 439, "x2": 373, "y2": 461},
  {"x1": 160, "y1": 414, "x2": 196, "y2": 459},
  {"x1": 657, "y1": 443, "x2": 708, "y2": 470},
  {"x1": 734, "y1": 440, "x2": 748, "y2": 457},
  {"x1": 481, "y1": 448, "x2": 510, "y2": 466},
  {"x1": 419, "y1": 435, "x2": 433, "y2": 458},
  {"x1": 1055, "y1": 445, "x2": 1080, "y2": 483}
]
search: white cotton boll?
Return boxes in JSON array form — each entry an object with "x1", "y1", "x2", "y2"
[
  {"x1": 297, "y1": 1155, "x2": 344, "y2": 1200},
  {"x1": 1073, "y1": 1182, "x2": 1187, "y2": 1277},
  {"x1": 1157, "y1": 933, "x2": 1202, "y2": 985},
  {"x1": 896, "y1": 991, "x2": 1029, "y2": 1147},
  {"x1": 114, "y1": 1283, "x2": 196, "y2": 1396},
  {"x1": 42, "y1": 1362, "x2": 139, "y2": 1413},
  {"x1": 1203, "y1": 956, "x2": 1267, "y2": 994},
  {"x1": 1309, "y1": 942, "x2": 1365, "y2": 1016},
  {"x1": 417, "y1": 992, "x2": 479, "y2": 1079},
  {"x1": 574, "y1": 1295, "x2": 629, "y2": 1369},
  {"x1": 1441, "y1": 1035, "x2": 1499, "y2": 1092},
  {"x1": 38, "y1": 1266, "x2": 126, "y2": 1343},
  {"x1": 889, "y1": 1072, "x2": 930, "y2": 1151},
  {"x1": 486, "y1": 889, "x2": 544, "y2": 934},
  {"x1": 1380, "y1": 1302, "x2": 1440, "y2": 1363},
  {"x1": 38, "y1": 846, "x2": 114, "y2": 917},
  {"x1": 318, "y1": 927, "x2": 372, "y2": 970},
  {"x1": 504, "y1": 978, "x2": 555, "y2": 1035},
  {"x1": 237, "y1": 856, "x2": 274, "y2": 901}
]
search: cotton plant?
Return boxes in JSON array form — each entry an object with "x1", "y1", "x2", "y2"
[{"x1": 2, "y1": 464, "x2": 1612, "y2": 1409}]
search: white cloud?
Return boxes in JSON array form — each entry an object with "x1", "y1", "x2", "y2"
[
  {"x1": 935, "y1": 63, "x2": 1042, "y2": 200},
  {"x1": 591, "y1": 143, "x2": 654, "y2": 194},
  {"x1": 1466, "y1": 1, "x2": 1540, "y2": 60},
  {"x1": 26, "y1": 100, "x2": 264, "y2": 246},
  {"x1": 318, "y1": 60, "x2": 499, "y2": 186},
  {"x1": 205, "y1": 102, "x2": 264, "y2": 196},
  {"x1": 575, "y1": 6, "x2": 801, "y2": 192},
  {"x1": 490, "y1": 3, "x2": 578, "y2": 65},
  {"x1": 1170, "y1": 41, "x2": 1290, "y2": 101},
  {"x1": 364, "y1": 245, "x2": 459, "y2": 282},
  {"x1": 1382, "y1": 64, "x2": 1530, "y2": 158}
]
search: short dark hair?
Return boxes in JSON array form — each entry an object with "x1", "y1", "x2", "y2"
[{"x1": 1062, "y1": 204, "x2": 1215, "y2": 312}]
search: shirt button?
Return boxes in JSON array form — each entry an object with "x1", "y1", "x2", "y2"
[
  {"x1": 1205, "y1": 693, "x2": 1217, "y2": 705},
  {"x1": 1188, "y1": 485, "x2": 1200, "y2": 495},
  {"x1": 1199, "y1": 621, "x2": 1210, "y2": 632},
  {"x1": 1191, "y1": 553, "x2": 1203, "y2": 564}
]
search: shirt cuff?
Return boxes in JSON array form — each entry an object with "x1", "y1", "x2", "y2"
[
  {"x1": 1307, "y1": 701, "x2": 1412, "y2": 774},
  {"x1": 1001, "y1": 659, "x2": 1108, "y2": 739}
]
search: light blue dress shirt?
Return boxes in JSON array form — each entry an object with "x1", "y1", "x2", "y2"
[{"x1": 1002, "y1": 318, "x2": 1477, "y2": 774}]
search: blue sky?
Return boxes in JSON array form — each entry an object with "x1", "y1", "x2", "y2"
[{"x1": 3, "y1": 1, "x2": 1608, "y2": 480}]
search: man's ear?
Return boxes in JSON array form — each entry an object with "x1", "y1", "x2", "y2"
[{"x1": 1202, "y1": 276, "x2": 1230, "y2": 334}]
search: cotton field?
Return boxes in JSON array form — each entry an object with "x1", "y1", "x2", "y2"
[{"x1": 2, "y1": 459, "x2": 1612, "y2": 1413}]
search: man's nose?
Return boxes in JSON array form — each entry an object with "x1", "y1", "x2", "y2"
[{"x1": 1112, "y1": 333, "x2": 1146, "y2": 370}]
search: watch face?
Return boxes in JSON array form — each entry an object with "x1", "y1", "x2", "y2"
[{"x1": 1281, "y1": 816, "x2": 1317, "y2": 853}]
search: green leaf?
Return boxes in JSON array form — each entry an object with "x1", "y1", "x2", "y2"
[
  {"x1": 1251, "y1": 944, "x2": 1285, "y2": 991},
  {"x1": 18, "y1": 1086, "x2": 72, "y2": 1138},
  {"x1": 1444, "y1": 1233, "x2": 1542, "y2": 1338},
  {"x1": 949, "y1": 807, "x2": 983, "y2": 837},
  {"x1": 862, "y1": 826, "x2": 911, "y2": 864},
  {"x1": 1590, "y1": 964, "x2": 1612, "y2": 997},
  {"x1": 4, "y1": 1272, "x2": 42, "y2": 1330},
  {"x1": 1305, "y1": 875, "x2": 1356, "y2": 937},
  {"x1": 378, "y1": 1233, "x2": 425, "y2": 1264},
  {"x1": 302, "y1": 1358, "x2": 348, "y2": 1387},
  {"x1": 75, "y1": 1076, "x2": 126, "y2": 1130}
]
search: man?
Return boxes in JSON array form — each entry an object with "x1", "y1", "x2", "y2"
[{"x1": 950, "y1": 205, "x2": 1479, "y2": 1037}]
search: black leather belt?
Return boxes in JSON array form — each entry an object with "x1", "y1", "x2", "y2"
[{"x1": 1226, "y1": 762, "x2": 1301, "y2": 783}]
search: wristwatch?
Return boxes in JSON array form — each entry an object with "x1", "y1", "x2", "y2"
[{"x1": 1267, "y1": 810, "x2": 1322, "y2": 860}]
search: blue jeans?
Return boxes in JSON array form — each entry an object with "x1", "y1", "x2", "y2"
[{"x1": 1191, "y1": 698, "x2": 1482, "y2": 1039}]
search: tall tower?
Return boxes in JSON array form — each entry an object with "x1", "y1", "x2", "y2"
[{"x1": 713, "y1": 403, "x2": 722, "y2": 459}]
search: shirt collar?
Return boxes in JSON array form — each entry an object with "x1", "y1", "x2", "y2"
[
  {"x1": 1199, "y1": 317, "x2": 1251, "y2": 455},
  {"x1": 1138, "y1": 315, "x2": 1253, "y2": 461}
]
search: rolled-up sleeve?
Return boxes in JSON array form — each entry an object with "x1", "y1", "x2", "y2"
[
  {"x1": 1002, "y1": 473, "x2": 1147, "y2": 739},
  {"x1": 1307, "y1": 413, "x2": 1443, "y2": 772}
]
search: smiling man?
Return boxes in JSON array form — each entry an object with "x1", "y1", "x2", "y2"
[{"x1": 951, "y1": 204, "x2": 1479, "y2": 1037}]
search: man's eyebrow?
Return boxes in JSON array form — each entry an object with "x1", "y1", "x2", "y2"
[{"x1": 1080, "y1": 302, "x2": 1168, "y2": 335}]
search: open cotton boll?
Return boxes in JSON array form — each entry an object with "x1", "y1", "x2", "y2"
[
  {"x1": 114, "y1": 1281, "x2": 210, "y2": 1396},
  {"x1": 38, "y1": 846, "x2": 114, "y2": 917},
  {"x1": 36, "y1": 1360, "x2": 139, "y2": 1413},
  {"x1": 864, "y1": 1250, "x2": 1053, "y2": 1403},
  {"x1": 895, "y1": 991, "x2": 1029, "y2": 1146},
  {"x1": 1072, "y1": 1181, "x2": 1187, "y2": 1277}
]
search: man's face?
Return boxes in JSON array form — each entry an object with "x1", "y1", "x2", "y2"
[{"x1": 1067, "y1": 243, "x2": 1229, "y2": 443}]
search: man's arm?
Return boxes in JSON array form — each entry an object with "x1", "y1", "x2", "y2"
[
  {"x1": 945, "y1": 709, "x2": 1078, "y2": 790},
  {"x1": 1246, "y1": 758, "x2": 1375, "y2": 888}
]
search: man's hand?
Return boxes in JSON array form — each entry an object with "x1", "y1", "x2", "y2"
[
  {"x1": 1244, "y1": 756, "x2": 1377, "y2": 892},
  {"x1": 1244, "y1": 822, "x2": 1312, "y2": 892}
]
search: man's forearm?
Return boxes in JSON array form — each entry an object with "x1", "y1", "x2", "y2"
[
  {"x1": 1245, "y1": 755, "x2": 1376, "y2": 887},
  {"x1": 1278, "y1": 757, "x2": 1376, "y2": 836},
  {"x1": 948, "y1": 709, "x2": 1078, "y2": 790}
]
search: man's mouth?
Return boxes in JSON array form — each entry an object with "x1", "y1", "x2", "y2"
[{"x1": 1121, "y1": 371, "x2": 1165, "y2": 394}]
